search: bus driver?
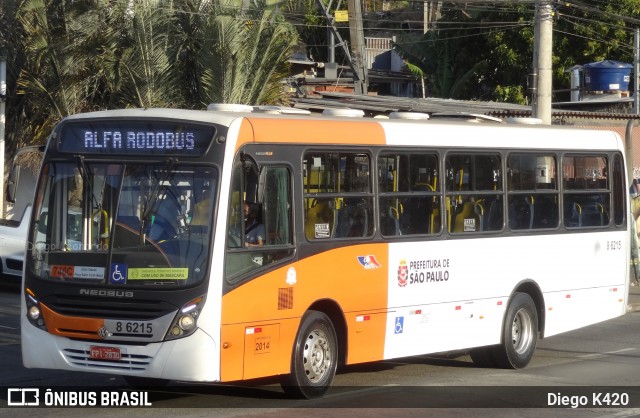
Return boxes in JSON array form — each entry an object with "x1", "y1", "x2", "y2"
[{"x1": 244, "y1": 202, "x2": 265, "y2": 247}]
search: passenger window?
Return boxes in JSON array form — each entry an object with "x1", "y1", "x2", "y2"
[
  {"x1": 507, "y1": 154, "x2": 559, "y2": 230},
  {"x1": 303, "y1": 152, "x2": 373, "y2": 240},
  {"x1": 562, "y1": 155, "x2": 610, "y2": 228},
  {"x1": 445, "y1": 154, "x2": 502, "y2": 233},
  {"x1": 378, "y1": 153, "x2": 440, "y2": 236}
]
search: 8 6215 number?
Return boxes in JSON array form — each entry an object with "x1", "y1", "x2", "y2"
[{"x1": 115, "y1": 321, "x2": 153, "y2": 335}]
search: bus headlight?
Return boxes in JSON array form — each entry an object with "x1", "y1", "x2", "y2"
[
  {"x1": 178, "y1": 315, "x2": 195, "y2": 331},
  {"x1": 25, "y1": 288, "x2": 47, "y2": 329},
  {"x1": 165, "y1": 295, "x2": 205, "y2": 341},
  {"x1": 28, "y1": 305, "x2": 41, "y2": 320}
]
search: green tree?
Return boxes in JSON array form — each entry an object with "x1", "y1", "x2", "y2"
[
  {"x1": 393, "y1": 1, "x2": 639, "y2": 103},
  {"x1": 1, "y1": 0, "x2": 31, "y2": 153},
  {"x1": 393, "y1": 3, "x2": 532, "y2": 102},
  {"x1": 200, "y1": 0, "x2": 299, "y2": 104},
  {"x1": 4, "y1": 0, "x2": 299, "y2": 147}
]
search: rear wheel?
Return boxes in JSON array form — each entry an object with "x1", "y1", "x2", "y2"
[
  {"x1": 281, "y1": 310, "x2": 337, "y2": 399},
  {"x1": 492, "y1": 292, "x2": 538, "y2": 369}
]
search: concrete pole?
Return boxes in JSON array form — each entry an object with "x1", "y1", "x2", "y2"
[
  {"x1": 0, "y1": 58, "x2": 6, "y2": 218},
  {"x1": 328, "y1": 28, "x2": 335, "y2": 63},
  {"x1": 634, "y1": 28, "x2": 640, "y2": 115},
  {"x1": 532, "y1": 0, "x2": 552, "y2": 124},
  {"x1": 347, "y1": 0, "x2": 368, "y2": 94},
  {"x1": 629, "y1": 30, "x2": 639, "y2": 185},
  {"x1": 423, "y1": 0, "x2": 430, "y2": 34},
  {"x1": 327, "y1": 0, "x2": 335, "y2": 63}
]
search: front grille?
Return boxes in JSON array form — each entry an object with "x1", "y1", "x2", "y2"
[
  {"x1": 44, "y1": 295, "x2": 176, "y2": 320},
  {"x1": 62, "y1": 348, "x2": 152, "y2": 371}
]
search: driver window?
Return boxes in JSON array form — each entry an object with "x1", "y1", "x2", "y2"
[{"x1": 225, "y1": 161, "x2": 294, "y2": 283}]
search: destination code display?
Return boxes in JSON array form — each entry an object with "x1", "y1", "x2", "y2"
[{"x1": 58, "y1": 121, "x2": 215, "y2": 156}]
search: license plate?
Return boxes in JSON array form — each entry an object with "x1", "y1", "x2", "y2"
[
  {"x1": 108, "y1": 320, "x2": 154, "y2": 336},
  {"x1": 90, "y1": 346, "x2": 121, "y2": 361}
]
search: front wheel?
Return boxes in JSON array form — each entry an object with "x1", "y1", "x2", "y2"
[
  {"x1": 492, "y1": 292, "x2": 538, "y2": 369},
  {"x1": 281, "y1": 310, "x2": 338, "y2": 399}
]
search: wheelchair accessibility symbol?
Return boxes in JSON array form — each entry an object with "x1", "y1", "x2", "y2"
[
  {"x1": 109, "y1": 263, "x2": 127, "y2": 284},
  {"x1": 394, "y1": 316, "x2": 404, "y2": 334}
]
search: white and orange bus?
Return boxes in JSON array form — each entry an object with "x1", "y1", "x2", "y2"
[{"x1": 21, "y1": 106, "x2": 630, "y2": 398}]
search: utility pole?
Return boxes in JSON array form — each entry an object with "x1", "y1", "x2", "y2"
[
  {"x1": 628, "y1": 29, "x2": 639, "y2": 184},
  {"x1": 423, "y1": 0, "x2": 431, "y2": 34},
  {"x1": 316, "y1": 0, "x2": 367, "y2": 92},
  {"x1": 0, "y1": 57, "x2": 6, "y2": 218},
  {"x1": 347, "y1": 0, "x2": 368, "y2": 94},
  {"x1": 532, "y1": 0, "x2": 552, "y2": 124},
  {"x1": 634, "y1": 28, "x2": 640, "y2": 116}
]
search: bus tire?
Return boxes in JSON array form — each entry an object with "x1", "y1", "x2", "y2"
[
  {"x1": 492, "y1": 292, "x2": 538, "y2": 369},
  {"x1": 281, "y1": 310, "x2": 337, "y2": 399}
]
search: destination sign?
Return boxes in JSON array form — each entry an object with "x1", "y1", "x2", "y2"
[{"x1": 58, "y1": 120, "x2": 215, "y2": 156}]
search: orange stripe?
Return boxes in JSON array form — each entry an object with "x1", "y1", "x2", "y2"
[
  {"x1": 220, "y1": 243, "x2": 389, "y2": 380},
  {"x1": 236, "y1": 117, "x2": 386, "y2": 151},
  {"x1": 40, "y1": 303, "x2": 105, "y2": 340}
]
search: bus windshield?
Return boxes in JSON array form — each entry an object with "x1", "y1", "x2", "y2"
[{"x1": 29, "y1": 161, "x2": 217, "y2": 287}]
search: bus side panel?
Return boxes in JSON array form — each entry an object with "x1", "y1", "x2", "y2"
[
  {"x1": 382, "y1": 231, "x2": 628, "y2": 359},
  {"x1": 541, "y1": 231, "x2": 628, "y2": 337},
  {"x1": 220, "y1": 243, "x2": 389, "y2": 380},
  {"x1": 384, "y1": 241, "x2": 507, "y2": 359}
]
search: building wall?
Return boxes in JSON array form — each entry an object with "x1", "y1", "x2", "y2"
[{"x1": 568, "y1": 122, "x2": 640, "y2": 180}]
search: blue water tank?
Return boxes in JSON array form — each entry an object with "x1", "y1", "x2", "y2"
[{"x1": 583, "y1": 60, "x2": 632, "y2": 92}]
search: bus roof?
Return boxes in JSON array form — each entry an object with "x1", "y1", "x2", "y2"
[{"x1": 58, "y1": 107, "x2": 624, "y2": 153}]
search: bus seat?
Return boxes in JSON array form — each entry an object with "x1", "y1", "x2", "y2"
[
  {"x1": 335, "y1": 202, "x2": 368, "y2": 238},
  {"x1": 453, "y1": 200, "x2": 479, "y2": 232},
  {"x1": 473, "y1": 200, "x2": 485, "y2": 231},
  {"x1": 531, "y1": 195, "x2": 557, "y2": 228},
  {"x1": 595, "y1": 202, "x2": 605, "y2": 226},
  {"x1": 430, "y1": 201, "x2": 440, "y2": 234},
  {"x1": 305, "y1": 199, "x2": 335, "y2": 240},
  {"x1": 567, "y1": 202, "x2": 583, "y2": 227},
  {"x1": 526, "y1": 195, "x2": 535, "y2": 229},
  {"x1": 473, "y1": 198, "x2": 501, "y2": 232},
  {"x1": 381, "y1": 204, "x2": 401, "y2": 236},
  {"x1": 486, "y1": 198, "x2": 503, "y2": 230},
  {"x1": 389, "y1": 205, "x2": 402, "y2": 236},
  {"x1": 508, "y1": 197, "x2": 528, "y2": 230},
  {"x1": 581, "y1": 201, "x2": 606, "y2": 227}
]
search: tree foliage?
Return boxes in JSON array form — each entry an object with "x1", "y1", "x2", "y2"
[
  {"x1": 1, "y1": 0, "x2": 299, "y2": 149},
  {"x1": 393, "y1": 1, "x2": 639, "y2": 103}
]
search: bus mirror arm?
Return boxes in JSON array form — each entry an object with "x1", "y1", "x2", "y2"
[{"x1": 240, "y1": 152, "x2": 259, "y2": 173}]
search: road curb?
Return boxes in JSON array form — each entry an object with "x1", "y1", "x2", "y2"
[{"x1": 627, "y1": 303, "x2": 640, "y2": 313}]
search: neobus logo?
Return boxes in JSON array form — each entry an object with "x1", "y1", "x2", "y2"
[{"x1": 79, "y1": 289, "x2": 134, "y2": 298}]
